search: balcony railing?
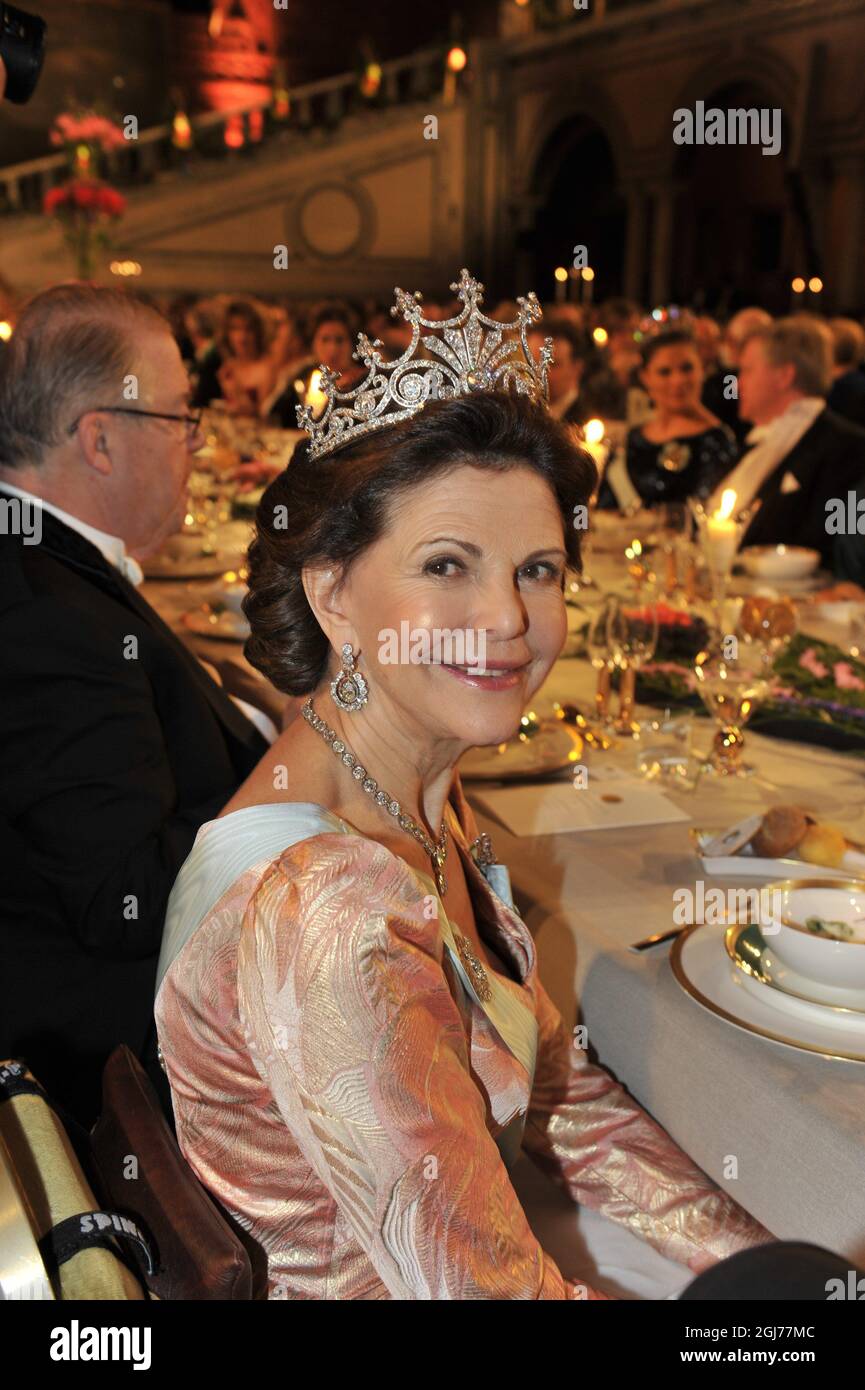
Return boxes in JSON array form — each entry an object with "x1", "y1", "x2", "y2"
[{"x1": 0, "y1": 44, "x2": 448, "y2": 219}]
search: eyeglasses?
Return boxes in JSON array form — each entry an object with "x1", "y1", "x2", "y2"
[{"x1": 67, "y1": 406, "x2": 204, "y2": 439}]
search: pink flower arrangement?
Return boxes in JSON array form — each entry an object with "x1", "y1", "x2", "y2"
[
  {"x1": 640, "y1": 660, "x2": 698, "y2": 691},
  {"x1": 833, "y1": 662, "x2": 865, "y2": 691},
  {"x1": 50, "y1": 111, "x2": 126, "y2": 152},
  {"x1": 798, "y1": 646, "x2": 829, "y2": 679}
]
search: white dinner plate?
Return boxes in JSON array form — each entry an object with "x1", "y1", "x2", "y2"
[
  {"x1": 143, "y1": 552, "x2": 239, "y2": 580},
  {"x1": 730, "y1": 570, "x2": 829, "y2": 596},
  {"x1": 725, "y1": 924, "x2": 865, "y2": 1029},
  {"x1": 669, "y1": 922, "x2": 865, "y2": 1062},
  {"x1": 730, "y1": 923, "x2": 865, "y2": 1013},
  {"x1": 232, "y1": 487, "x2": 265, "y2": 515},
  {"x1": 181, "y1": 607, "x2": 250, "y2": 641},
  {"x1": 458, "y1": 721, "x2": 583, "y2": 782}
]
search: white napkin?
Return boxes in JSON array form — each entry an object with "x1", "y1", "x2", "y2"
[{"x1": 472, "y1": 775, "x2": 691, "y2": 837}]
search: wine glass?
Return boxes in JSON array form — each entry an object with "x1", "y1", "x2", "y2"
[
  {"x1": 738, "y1": 596, "x2": 798, "y2": 672},
  {"x1": 693, "y1": 643, "x2": 770, "y2": 776},
  {"x1": 586, "y1": 595, "x2": 619, "y2": 725},
  {"x1": 657, "y1": 501, "x2": 687, "y2": 595},
  {"x1": 606, "y1": 595, "x2": 660, "y2": 736}
]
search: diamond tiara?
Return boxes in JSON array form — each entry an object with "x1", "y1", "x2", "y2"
[{"x1": 296, "y1": 268, "x2": 552, "y2": 461}]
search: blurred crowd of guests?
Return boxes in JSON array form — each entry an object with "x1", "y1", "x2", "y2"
[{"x1": 157, "y1": 287, "x2": 865, "y2": 585}]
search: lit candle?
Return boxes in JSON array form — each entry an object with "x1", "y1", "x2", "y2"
[
  {"x1": 705, "y1": 488, "x2": 739, "y2": 573},
  {"x1": 305, "y1": 369, "x2": 328, "y2": 417},
  {"x1": 582, "y1": 417, "x2": 607, "y2": 466}
]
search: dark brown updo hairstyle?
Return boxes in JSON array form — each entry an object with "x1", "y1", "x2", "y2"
[
  {"x1": 640, "y1": 328, "x2": 699, "y2": 368},
  {"x1": 244, "y1": 391, "x2": 596, "y2": 696}
]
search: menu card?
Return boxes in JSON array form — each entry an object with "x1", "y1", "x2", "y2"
[{"x1": 471, "y1": 767, "x2": 691, "y2": 837}]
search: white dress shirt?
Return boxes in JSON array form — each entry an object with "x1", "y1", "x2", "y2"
[
  {"x1": 1, "y1": 478, "x2": 278, "y2": 744},
  {"x1": 707, "y1": 396, "x2": 825, "y2": 514}
]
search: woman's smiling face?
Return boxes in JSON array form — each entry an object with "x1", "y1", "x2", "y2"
[{"x1": 330, "y1": 463, "x2": 569, "y2": 750}]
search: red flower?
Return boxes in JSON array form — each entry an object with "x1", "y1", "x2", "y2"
[{"x1": 43, "y1": 179, "x2": 126, "y2": 220}]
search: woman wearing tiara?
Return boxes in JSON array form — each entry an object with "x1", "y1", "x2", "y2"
[{"x1": 155, "y1": 274, "x2": 774, "y2": 1299}]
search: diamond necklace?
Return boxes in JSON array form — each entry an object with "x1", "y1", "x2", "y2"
[{"x1": 301, "y1": 698, "x2": 449, "y2": 896}]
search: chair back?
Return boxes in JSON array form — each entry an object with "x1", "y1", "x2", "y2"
[{"x1": 91, "y1": 1045, "x2": 267, "y2": 1300}]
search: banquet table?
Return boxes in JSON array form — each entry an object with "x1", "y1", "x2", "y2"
[
  {"x1": 472, "y1": 647, "x2": 865, "y2": 1267},
  {"x1": 145, "y1": 527, "x2": 865, "y2": 1271}
]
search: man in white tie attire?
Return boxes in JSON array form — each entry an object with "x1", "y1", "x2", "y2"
[{"x1": 707, "y1": 316, "x2": 865, "y2": 569}]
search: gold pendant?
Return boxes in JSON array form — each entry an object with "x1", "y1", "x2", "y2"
[{"x1": 454, "y1": 932, "x2": 492, "y2": 1002}]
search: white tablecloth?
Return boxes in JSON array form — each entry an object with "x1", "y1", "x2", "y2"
[{"x1": 470, "y1": 641, "x2": 865, "y2": 1267}]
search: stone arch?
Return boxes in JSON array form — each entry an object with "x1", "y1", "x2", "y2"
[
  {"x1": 521, "y1": 108, "x2": 626, "y2": 301},
  {"x1": 670, "y1": 46, "x2": 798, "y2": 135},
  {"x1": 521, "y1": 80, "x2": 636, "y2": 196},
  {"x1": 664, "y1": 53, "x2": 800, "y2": 311}
]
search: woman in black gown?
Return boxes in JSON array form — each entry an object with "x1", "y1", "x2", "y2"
[{"x1": 600, "y1": 329, "x2": 738, "y2": 509}]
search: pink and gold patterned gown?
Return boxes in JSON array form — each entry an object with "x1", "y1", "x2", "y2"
[{"x1": 154, "y1": 776, "x2": 773, "y2": 1299}]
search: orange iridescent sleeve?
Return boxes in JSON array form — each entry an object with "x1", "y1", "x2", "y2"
[
  {"x1": 237, "y1": 834, "x2": 609, "y2": 1300},
  {"x1": 522, "y1": 979, "x2": 775, "y2": 1274}
]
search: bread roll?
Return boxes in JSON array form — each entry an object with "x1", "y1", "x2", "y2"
[
  {"x1": 752, "y1": 805, "x2": 810, "y2": 858},
  {"x1": 798, "y1": 823, "x2": 848, "y2": 869}
]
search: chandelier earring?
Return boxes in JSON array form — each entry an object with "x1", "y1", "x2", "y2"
[{"x1": 330, "y1": 642, "x2": 369, "y2": 712}]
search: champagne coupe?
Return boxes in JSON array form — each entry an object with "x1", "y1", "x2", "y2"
[
  {"x1": 606, "y1": 595, "x2": 660, "y2": 736},
  {"x1": 693, "y1": 644, "x2": 769, "y2": 776}
]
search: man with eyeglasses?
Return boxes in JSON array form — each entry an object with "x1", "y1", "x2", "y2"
[{"x1": 0, "y1": 284, "x2": 272, "y2": 1123}]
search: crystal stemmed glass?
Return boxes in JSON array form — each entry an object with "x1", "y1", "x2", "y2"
[
  {"x1": 657, "y1": 501, "x2": 687, "y2": 596},
  {"x1": 606, "y1": 595, "x2": 660, "y2": 736},
  {"x1": 693, "y1": 643, "x2": 770, "y2": 776},
  {"x1": 738, "y1": 596, "x2": 798, "y2": 673},
  {"x1": 586, "y1": 595, "x2": 619, "y2": 725}
]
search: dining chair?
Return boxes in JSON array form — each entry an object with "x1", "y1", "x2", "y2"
[{"x1": 90, "y1": 1045, "x2": 268, "y2": 1301}]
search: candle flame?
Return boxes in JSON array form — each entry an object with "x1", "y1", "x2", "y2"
[
  {"x1": 717, "y1": 489, "x2": 737, "y2": 521},
  {"x1": 584, "y1": 418, "x2": 605, "y2": 446}
]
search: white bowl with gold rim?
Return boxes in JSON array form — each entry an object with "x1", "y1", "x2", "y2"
[{"x1": 762, "y1": 879, "x2": 865, "y2": 990}]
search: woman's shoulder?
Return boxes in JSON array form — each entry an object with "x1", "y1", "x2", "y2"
[
  {"x1": 159, "y1": 814, "x2": 440, "y2": 1003},
  {"x1": 246, "y1": 819, "x2": 440, "y2": 955},
  {"x1": 240, "y1": 830, "x2": 451, "y2": 1030}
]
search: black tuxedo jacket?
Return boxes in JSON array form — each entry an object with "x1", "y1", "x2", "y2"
[
  {"x1": 0, "y1": 496, "x2": 268, "y2": 1121},
  {"x1": 742, "y1": 409, "x2": 865, "y2": 567}
]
